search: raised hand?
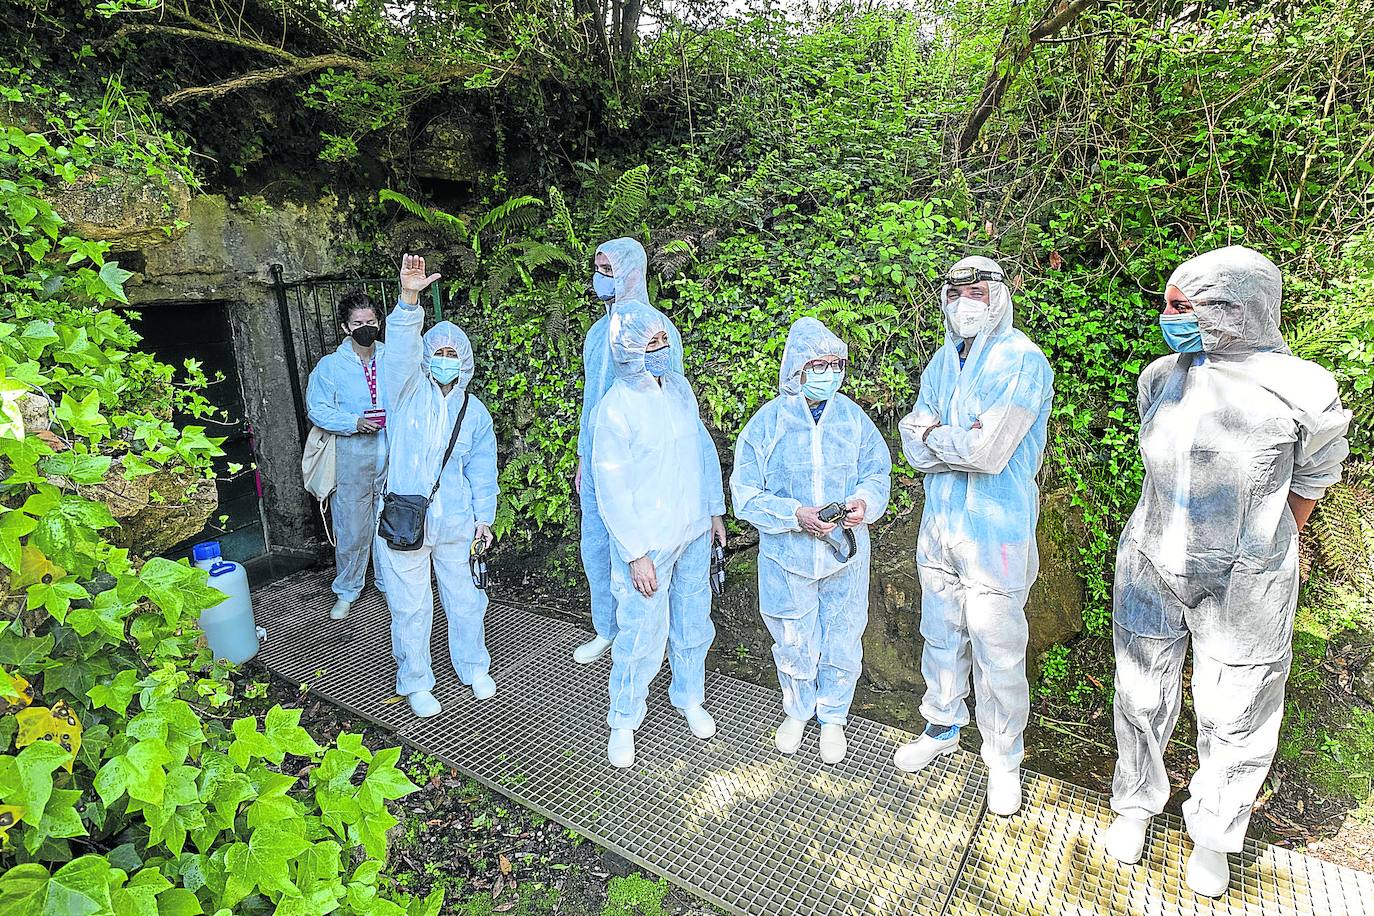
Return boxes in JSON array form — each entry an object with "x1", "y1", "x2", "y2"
[{"x1": 399, "y1": 253, "x2": 441, "y2": 305}]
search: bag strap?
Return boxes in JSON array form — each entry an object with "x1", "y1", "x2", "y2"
[{"x1": 428, "y1": 392, "x2": 471, "y2": 499}]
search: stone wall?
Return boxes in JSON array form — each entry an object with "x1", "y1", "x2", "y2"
[{"x1": 115, "y1": 193, "x2": 354, "y2": 553}]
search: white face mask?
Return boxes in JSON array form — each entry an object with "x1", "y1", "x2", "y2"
[{"x1": 949, "y1": 296, "x2": 988, "y2": 338}]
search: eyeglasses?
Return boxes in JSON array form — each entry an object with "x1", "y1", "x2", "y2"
[
  {"x1": 803, "y1": 359, "x2": 848, "y2": 373},
  {"x1": 944, "y1": 266, "x2": 1003, "y2": 286}
]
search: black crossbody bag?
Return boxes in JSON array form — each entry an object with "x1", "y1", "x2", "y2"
[{"x1": 377, "y1": 393, "x2": 470, "y2": 551}]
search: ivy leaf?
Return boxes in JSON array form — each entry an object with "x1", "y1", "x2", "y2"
[
  {"x1": 0, "y1": 509, "x2": 39, "y2": 573},
  {"x1": 0, "y1": 740, "x2": 69, "y2": 826},
  {"x1": 93, "y1": 260, "x2": 134, "y2": 303},
  {"x1": 41, "y1": 451, "x2": 112, "y2": 485},
  {"x1": 359, "y1": 746, "x2": 418, "y2": 809},
  {"x1": 53, "y1": 390, "x2": 109, "y2": 440},
  {"x1": 30, "y1": 496, "x2": 115, "y2": 576},
  {"x1": 88, "y1": 669, "x2": 141, "y2": 716},
  {"x1": 138, "y1": 558, "x2": 225, "y2": 624},
  {"x1": 264, "y1": 705, "x2": 323, "y2": 758},
  {"x1": 0, "y1": 856, "x2": 118, "y2": 916},
  {"x1": 15, "y1": 702, "x2": 82, "y2": 771},
  {"x1": 154, "y1": 887, "x2": 204, "y2": 916},
  {"x1": 222, "y1": 824, "x2": 309, "y2": 903},
  {"x1": 32, "y1": 787, "x2": 86, "y2": 854},
  {"x1": 0, "y1": 628, "x2": 54, "y2": 670},
  {"x1": 25, "y1": 578, "x2": 90, "y2": 622}
]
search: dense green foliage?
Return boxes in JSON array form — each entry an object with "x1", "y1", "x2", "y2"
[
  {"x1": 2, "y1": 0, "x2": 1373, "y2": 905},
  {"x1": 0, "y1": 73, "x2": 440, "y2": 914}
]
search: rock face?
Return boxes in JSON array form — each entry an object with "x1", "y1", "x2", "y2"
[
  {"x1": 90, "y1": 460, "x2": 218, "y2": 557},
  {"x1": 709, "y1": 483, "x2": 1085, "y2": 719},
  {"x1": 48, "y1": 167, "x2": 193, "y2": 252},
  {"x1": 409, "y1": 118, "x2": 479, "y2": 184}
]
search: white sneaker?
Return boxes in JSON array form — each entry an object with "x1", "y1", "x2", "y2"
[
  {"x1": 1103, "y1": 815, "x2": 1150, "y2": 865},
  {"x1": 573, "y1": 636, "x2": 613, "y2": 664},
  {"x1": 774, "y1": 716, "x2": 808, "y2": 755},
  {"x1": 329, "y1": 598, "x2": 351, "y2": 620},
  {"x1": 407, "y1": 690, "x2": 441, "y2": 718},
  {"x1": 986, "y1": 767, "x2": 1022, "y2": 816},
  {"x1": 819, "y1": 724, "x2": 847, "y2": 764},
  {"x1": 608, "y1": 728, "x2": 635, "y2": 768},
  {"x1": 894, "y1": 726, "x2": 960, "y2": 772},
  {"x1": 1186, "y1": 845, "x2": 1230, "y2": 898},
  {"x1": 471, "y1": 672, "x2": 496, "y2": 701},
  {"x1": 680, "y1": 704, "x2": 716, "y2": 739}
]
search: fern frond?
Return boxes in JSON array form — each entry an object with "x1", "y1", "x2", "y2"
[
  {"x1": 379, "y1": 189, "x2": 469, "y2": 237},
  {"x1": 549, "y1": 186, "x2": 581, "y2": 253},
  {"x1": 590, "y1": 164, "x2": 649, "y2": 241},
  {"x1": 654, "y1": 238, "x2": 696, "y2": 279},
  {"x1": 475, "y1": 195, "x2": 544, "y2": 239},
  {"x1": 513, "y1": 240, "x2": 578, "y2": 273},
  {"x1": 1310, "y1": 475, "x2": 1374, "y2": 588}
]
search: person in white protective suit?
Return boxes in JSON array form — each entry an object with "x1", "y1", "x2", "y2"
[
  {"x1": 378, "y1": 254, "x2": 500, "y2": 719},
  {"x1": 306, "y1": 290, "x2": 389, "y2": 620},
  {"x1": 1101, "y1": 246, "x2": 1350, "y2": 898},
  {"x1": 590, "y1": 302, "x2": 727, "y2": 768},
  {"x1": 573, "y1": 238, "x2": 686, "y2": 666},
  {"x1": 893, "y1": 256, "x2": 1054, "y2": 817},
  {"x1": 730, "y1": 317, "x2": 891, "y2": 764}
]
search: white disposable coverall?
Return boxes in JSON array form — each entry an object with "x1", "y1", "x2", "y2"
[
  {"x1": 1111, "y1": 245, "x2": 1350, "y2": 852},
  {"x1": 379, "y1": 301, "x2": 500, "y2": 696},
  {"x1": 731, "y1": 318, "x2": 891, "y2": 727},
  {"x1": 591, "y1": 303, "x2": 724, "y2": 731},
  {"x1": 898, "y1": 255, "x2": 1054, "y2": 772},
  {"x1": 306, "y1": 339, "x2": 388, "y2": 602},
  {"x1": 579, "y1": 238, "x2": 685, "y2": 644}
]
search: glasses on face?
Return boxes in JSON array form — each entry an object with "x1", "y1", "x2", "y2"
[{"x1": 804, "y1": 359, "x2": 847, "y2": 373}]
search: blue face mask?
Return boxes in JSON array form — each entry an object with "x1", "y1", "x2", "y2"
[
  {"x1": 592, "y1": 272, "x2": 616, "y2": 302},
  {"x1": 1160, "y1": 313, "x2": 1204, "y2": 353},
  {"x1": 429, "y1": 355, "x2": 463, "y2": 385},
  {"x1": 801, "y1": 369, "x2": 842, "y2": 401},
  {"x1": 643, "y1": 346, "x2": 671, "y2": 378}
]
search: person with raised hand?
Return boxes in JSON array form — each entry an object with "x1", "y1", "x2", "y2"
[{"x1": 378, "y1": 254, "x2": 499, "y2": 719}]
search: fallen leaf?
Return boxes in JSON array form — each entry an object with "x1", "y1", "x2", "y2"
[{"x1": 499, "y1": 854, "x2": 512, "y2": 875}]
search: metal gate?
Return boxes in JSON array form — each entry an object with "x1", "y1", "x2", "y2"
[{"x1": 270, "y1": 264, "x2": 442, "y2": 445}]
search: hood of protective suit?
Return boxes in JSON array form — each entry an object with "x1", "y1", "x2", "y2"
[
  {"x1": 779, "y1": 317, "x2": 848, "y2": 396},
  {"x1": 940, "y1": 255, "x2": 1013, "y2": 341},
  {"x1": 608, "y1": 302, "x2": 667, "y2": 392},
  {"x1": 595, "y1": 237, "x2": 650, "y2": 308},
  {"x1": 1166, "y1": 245, "x2": 1290, "y2": 357},
  {"x1": 422, "y1": 320, "x2": 475, "y2": 390}
]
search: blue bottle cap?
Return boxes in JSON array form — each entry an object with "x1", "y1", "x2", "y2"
[{"x1": 192, "y1": 541, "x2": 222, "y2": 562}]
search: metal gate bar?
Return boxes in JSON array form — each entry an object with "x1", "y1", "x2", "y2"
[{"x1": 254, "y1": 570, "x2": 1374, "y2": 916}]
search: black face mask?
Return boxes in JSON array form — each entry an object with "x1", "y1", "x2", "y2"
[{"x1": 350, "y1": 326, "x2": 380, "y2": 347}]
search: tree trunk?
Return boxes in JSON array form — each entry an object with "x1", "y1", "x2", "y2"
[{"x1": 957, "y1": 0, "x2": 1099, "y2": 156}]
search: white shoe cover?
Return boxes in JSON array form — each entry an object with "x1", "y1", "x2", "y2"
[
  {"x1": 1186, "y1": 846, "x2": 1230, "y2": 898},
  {"x1": 573, "y1": 635, "x2": 613, "y2": 665},
  {"x1": 986, "y1": 767, "x2": 1022, "y2": 816},
  {"x1": 681, "y1": 704, "x2": 716, "y2": 739},
  {"x1": 774, "y1": 716, "x2": 807, "y2": 755},
  {"x1": 1103, "y1": 815, "x2": 1150, "y2": 864},
  {"x1": 608, "y1": 728, "x2": 635, "y2": 768},
  {"x1": 471, "y1": 672, "x2": 496, "y2": 701},
  {"x1": 329, "y1": 598, "x2": 351, "y2": 620},
  {"x1": 407, "y1": 690, "x2": 441, "y2": 718},
  {"x1": 894, "y1": 729, "x2": 960, "y2": 772},
  {"x1": 819, "y1": 724, "x2": 847, "y2": 765}
]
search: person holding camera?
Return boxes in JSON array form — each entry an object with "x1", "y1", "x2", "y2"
[
  {"x1": 730, "y1": 317, "x2": 891, "y2": 765},
  {"x1": 377, "y1": 254, "x2": 498, "y2": 719},
  {"x1": 305, "y1": 291, "x2": 389, "y2": 621},
  {"x1": 893, "y1": 256, "x2": 1053, "y2": 817},
  {"x1": 590, "y1": 302, "x2": 726, "y2": 769}
]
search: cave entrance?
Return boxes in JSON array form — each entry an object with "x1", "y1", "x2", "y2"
[{"x1": 128, "y1": 299, "x2": 269, "y2": 563}]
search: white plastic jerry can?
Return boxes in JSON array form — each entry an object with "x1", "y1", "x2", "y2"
[{"x1": 191, "y1": 540, "x2": 260, "y2": 665}]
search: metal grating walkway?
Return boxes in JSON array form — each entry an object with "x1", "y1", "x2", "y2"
[{"x1": 254, "y1": 571, "x2": 1374, "y2": 916}]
